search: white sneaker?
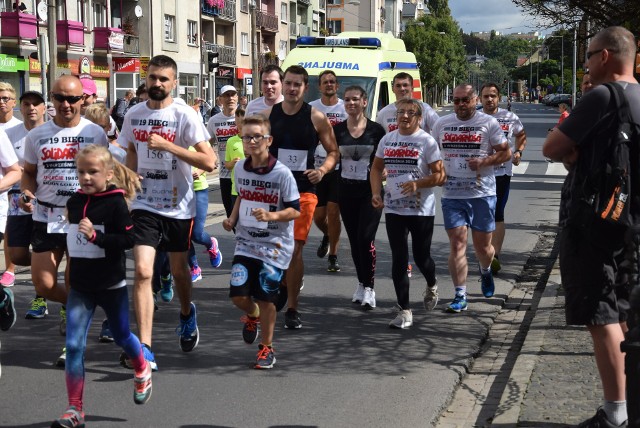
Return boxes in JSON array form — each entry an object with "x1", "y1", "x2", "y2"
[
  {"x1": 423, "y1": 285, "x2": 439, "y2": 311},
  {"x1": 389, "y1": 307, "x2": 413, "y2": 329},
  {"x1": 351, "y1": 283, "x2": 365, "y2": 303},
  {"x1": 361, "y1": 287, "x2": 376, "y2": 310}
]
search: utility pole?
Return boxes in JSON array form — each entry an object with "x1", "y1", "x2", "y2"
[
  {"x1": 250, "y1": 0, "x2": 260, "y2": 99},
  {"x1": 572, "y1": 27, "x2": 577, "y2": 107},
  {"x1": 47, "y1": 0, "x2": 57, "y2": 90}
]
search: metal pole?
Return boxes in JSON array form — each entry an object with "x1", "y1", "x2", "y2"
[
  {"x1": 38, "y1": 33, "x2": 48, "y2": 98},
  {"x1": 250, "y1": 0, "x2": 260, "y2": 99},
  {"x1": 529, "y1": 47, "x2": 533, "y2": 102},
  {"x1": 561, "y1": 36, "x2": 564, "y2": 93},
  {"x1": 572, "y1": 28, "x2": 577, "y2": 107},
  {"x1": 47, "y1": 0, "x2": 57, "y2": 91}
]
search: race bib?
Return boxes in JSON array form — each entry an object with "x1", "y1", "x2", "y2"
[
  {"x1": 341, "y1": 158, "x2": 368, "y2": 180},
  {"x1": 67, "y1": 224, "x2": 106, "y2": 259},
  {"x1": 239, "y1": 199, "x2": 269, "y2": 230},
  {"x1": 47, "y1": 207, "x2": 69, "y2": 234},
  {"x1": 138, "y1": 143, "x2": 174, "y2": 170},
  {"x1": 278, "y1": 149, "x2": 307, "y2": 171},
  {"x1": 387, "y1": 173, "x2": 413, "y2": 201},
  {"x1": 445, "y1": 154, "x2": 477, "y2": 178}
]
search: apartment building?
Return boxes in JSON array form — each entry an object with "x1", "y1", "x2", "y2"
[{"x1": 0, "y1": 0, "x2": 326, "y2": 106}]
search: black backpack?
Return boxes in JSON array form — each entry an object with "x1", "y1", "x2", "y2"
[{"x1": 568, "y1": 82, "x2": 640, "y2": 253}]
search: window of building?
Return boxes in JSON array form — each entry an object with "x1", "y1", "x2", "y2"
[
  {"x1": 241, "y1": 32, "x2": 249, "y2": 55},
  {"x1": 281, "y1": 2, "x2": 287, "y2": 22},
  {"x1": 241, "y1": 0, "x2": 248, "y2": 13},
  {"x1": 327, "y1": 0, "x2": 343, "y2": 6},
  {"x1": 164, "y1": 14, "x2": 176, "y2": 42},
  {"x1": 328, "y1": 18, "x2": 342, "y2": 34},
  {"x1": 187, "y1": 20, "x2": 198, "y2": 45},
  {"x1": 312, "y1": 19, "x2": 318, "y2": 31},
  {"x1": 93, "y1": 1, "x2": 106, "y2": 27}
]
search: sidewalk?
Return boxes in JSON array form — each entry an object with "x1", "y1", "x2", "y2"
[{"x1": 436, "y1": 261, "x2": 603, "y2": 427}]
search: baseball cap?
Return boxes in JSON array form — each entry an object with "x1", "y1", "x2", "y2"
[
  {"x1": 19, "y1": 91, "x2": 45, "y2": 104},
  {"x1": 219, "y1": 85, "x2": 237, "y2": 95},
  {"x1": 80, "y1": 78, "x2": 97, "y2": 96}
]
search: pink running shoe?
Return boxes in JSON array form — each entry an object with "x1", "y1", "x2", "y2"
[
  {"x1": 0, "y1": 271, "x2": 15, "y2": 287},
  {"x1": 207, "y1": 237, "x2": 223, "y2": 268}
]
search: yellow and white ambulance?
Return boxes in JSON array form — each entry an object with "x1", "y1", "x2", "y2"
[{"x1": 281, "y1": 31, "x2": 422, "y2": 119}]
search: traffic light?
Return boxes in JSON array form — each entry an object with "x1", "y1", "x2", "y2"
[{"x1": 207, "y1": 51, "x2": 219, "y2": 72}]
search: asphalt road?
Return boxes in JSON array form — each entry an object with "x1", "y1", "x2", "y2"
[{"x1": 0, "y1": 101, "x2": 564, "y2": 428}]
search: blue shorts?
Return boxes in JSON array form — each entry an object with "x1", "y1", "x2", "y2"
[
  {"x1": 229, "y1": 255, "x2": 283, "y2": 304},
  {"x1": 442, "y1": 196, "x2": 496, "y2": 232}
]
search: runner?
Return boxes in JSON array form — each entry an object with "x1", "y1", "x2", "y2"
[{"x1": 245, "y1": 64, "x2": 284, "y2": 116}]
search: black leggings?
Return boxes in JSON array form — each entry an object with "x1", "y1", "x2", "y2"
[
  {"x1": 339, "y1": 194, "x2": 382, "y2": 288},
  {"x1": 220, "y1": 177, "x2": 234, "y2": 218},
  {"x1": 385, "y1": 213, "x2": 436, "y2": 310}
]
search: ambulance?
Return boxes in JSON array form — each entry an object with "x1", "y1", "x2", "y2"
[{"x1": 281, "y1": 31, "x2": 422, "y2": 119}]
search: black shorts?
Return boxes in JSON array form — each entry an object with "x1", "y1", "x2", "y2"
[
  {"x1": 228, "y1": 255, "x2": 282, "y2": 304},
  {"x1": 559, "y1": 227, "x2": 629, "y2": 326},
  {"x1": 31, "y1": 221, "x2": 67, "y2": 253},
  {"x1": 495, "y1": 175, "x2": 511, "y2": 222},
  {"x1": 6, "y1": 215, "x2": 34, "y2": 248},
  {"x1": 316, "y1": 170, "x2": 339, "y2": 207},
  {"x1": 131, "y1": 209, "x2": 193, "y2": 252}
]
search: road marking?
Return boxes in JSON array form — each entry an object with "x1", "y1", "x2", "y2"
[
  {"x1": 545, "y1": 162, "x2": 568, "y2": 176},
  {"x1": 512, "y1": 161, "x2": 529, "y2": 175}
]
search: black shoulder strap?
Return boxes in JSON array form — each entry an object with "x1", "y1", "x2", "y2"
[{"x1": 605, "y1": 82, "x2": 631, "y2": 125}]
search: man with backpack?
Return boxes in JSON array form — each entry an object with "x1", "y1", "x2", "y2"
[
  {"x1": 111, "y1": 89, "x2": 134, "y2": 130},
  {"x1": 543, "y1": 26, "x2": 639, "y2": 428}
]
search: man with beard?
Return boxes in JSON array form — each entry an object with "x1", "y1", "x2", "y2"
[
  {"x1": 120, "y1": 55, "x2": 216, "y2": 370},
  {"x1": 20, "y1": 75, "x2": 108, "y2": 365}
]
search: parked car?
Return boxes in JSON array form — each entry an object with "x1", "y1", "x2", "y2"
[
  {"x1": 548, "y1": 94, "x2": 571, "y2": 107},
  {"x1": 542, "y1": 93, "x2": 556, "y2": 105}
]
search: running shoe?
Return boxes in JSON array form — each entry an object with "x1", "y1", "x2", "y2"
[
  {"x1": 407, "y1": 263, "x2": 413, "y2": 278},
  {"x1": 284, "y1": 309, "x2": 302, "y2": 329},
  {"x1": 479, "y1": 267, "x2": 495, "y2": 298},
  {"x1": 176, "y1": 302, "x2": 199, "y2": 352},
  {"x1": 55, "y1": 347, "x2": 66, "y2": 368},
  {"x1": 327, "y1": 255, "x2": 341, "y2": 272},
  {"x1": 241, "y1": 315, "x2": 260, "y2": 344},
  {"x1": 207, "y1": 237, "x2": 223, "y2": 268},
  {"x1": 133, "y1": 361, "x2": 153, "y2": 405},
  {"x1": 190, "y1": 265, "x2": 202, "y2": 283},
  {"x1": 577, "y1": 408, "x2": 626, "y2": 428},
  {"x1": 120, "y1": 344, "x2": 158, "y2": 372},
  {"x1": 423, "y1": 285, "x2": 439, "y2": 311},
  {"x1": 98, "y1": 319, "x2": 114, "y2": 343},
  {"x1": 317, "y1": 235, "x2": 329, "y2": 258},
  {"x1": 255, "y1": 344, "x2": 276, "y2": 369},
  {"x1": 0, "y1": 288, "x2": 16, "y2": 331},
  {"x1": 490, "y1": 256, "x2": 501, "y2": 275},
  {"x1": 0, "y1": 271, "x2": 15, "y2": 287},
  {"x1": 25, "y1": 297, "x2": 48, "y2": 319},
  {"x1": 51, "y1": 405, "x2": 85, "y2": 428},
  {"x1": 446, "y1": 294, "x2": 468, "y2": 313},
  {"x1": 160, "y1": 274, "x2": 173, "y2": 302},
  {"x1": 362, "y1": 287, "x2": 376, "y2": 310},
  {"x1": 389, "y1": 306, "x2": 413, "y2": 329},
  {"x1": 352, "y1": 283, "x2": 365, "y2": 304},
  {"x1": 275, "y1": 284, "x2": 288, "y2": 312},
  {"x1": 59, "y1": 307, "x2": 67, "y2": 336}
]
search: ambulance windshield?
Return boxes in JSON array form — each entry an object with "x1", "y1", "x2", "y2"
[{"x1": 304, "y1": 76, "x2": 377, "y2": 118}]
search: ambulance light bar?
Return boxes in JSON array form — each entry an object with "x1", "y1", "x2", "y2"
[{"x1": 296, "y1": 37, "x2": 381, "y2": 48}]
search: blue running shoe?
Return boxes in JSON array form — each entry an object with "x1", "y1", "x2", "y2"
[
  {"x1": 207, "y1": 237, "x2": 222, "y2": 268},
  {"x1": 446, "y1": 294, "x2": 468, "y2": 313},
  {"x1": 480, "y1": 268, "x2": 495, "y2": 298},
  {"x1": 190, "y1": 265, "x2": 202, "y2": 283},
  {"x1": 176, "y1": 303, "x2": 199, "y2": 352},
  {"x1": 120, "y1": 343, "x2": 158, "y2": 372},
  {"x1": 0, "y1": 288, "x2": 16, "y2": 331},
  {"x1": 98, "y1": 319, "x2": 114, "y2": 343},
  {"x1": 255, "y1": 344, "x2": 276, "y2": 369},
  {"x1": 160, "y1": 274, "x2": 173, "y2": 303},
  {"x1": 25, "y1": 297, "x2": 48, "y2": 319}
]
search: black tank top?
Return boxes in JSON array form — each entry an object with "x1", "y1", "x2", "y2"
[{"x1": 269, "y1": 102, "x2": 319, "y2": 193}]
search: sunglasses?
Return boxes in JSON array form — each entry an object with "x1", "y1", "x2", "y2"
[
  {"x1": 586, "y1": 48, "x2": 618, "y2": 60},
  {"x1": 51, "y1": 93, "x2": 84, "y2": 104},
  {"x1": 453, "y1": 97, "x2": 473, "y2": 105},
  {"x1": 0, "y1": 97, "x2": 15, "y2": 103}
]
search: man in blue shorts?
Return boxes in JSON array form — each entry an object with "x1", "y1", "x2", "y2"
[{"x1": 431, "y1": 83, "x2": 510, "y2": 313}]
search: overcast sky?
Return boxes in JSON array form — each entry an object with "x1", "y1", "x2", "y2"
[{"x1": 448, "y1": 0, "x2": 551, "y2": 36}]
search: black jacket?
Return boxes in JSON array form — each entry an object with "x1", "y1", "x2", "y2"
[{"x1": 66, "y1": 186, "x2": 134, "y2": 292}]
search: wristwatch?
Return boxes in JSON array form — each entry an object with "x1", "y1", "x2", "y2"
[{"x1": 514, "y1": 149, "x2": 523, "y2": 156}]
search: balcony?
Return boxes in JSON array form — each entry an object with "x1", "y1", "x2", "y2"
[
  {"x1": 299, "y1": 23, "x2": 309, "y2": 36},
  {"x1": 123, "y1": 34, "x2": 140, "y2": 55},
  {"x1": 57, "y1": 20, "x2": 84, "y2": 47},
  {"x1": 93, "y1": 27, "x2": 124, "y2": 52},
  {"x1": 256, "y1": 10, "x2": 278, "y2": 32},
  {"x1": 202, "y1": 0, "x2": 236, "y2": 21},
  {"x1": 204, "y1": 42, "x2": 236, "y2": 66},
  {"x1": 289, "y1": 22, "x2": 296, "y2": 37},
  {"x1": 0, "y1": 11, "x2": 37, "y2": 41},
  {"x1": 258, "y1": 53, "x2": 278, "y2": 71},
  {"x1": 298, "y1": 0, "x2": 311, "y2": 5}
]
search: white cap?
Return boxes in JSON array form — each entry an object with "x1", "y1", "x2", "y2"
[{"x1": 219, "y1": 85, "x2": 237, "y2": 95}]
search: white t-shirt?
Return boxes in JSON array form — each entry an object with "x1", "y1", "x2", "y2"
[
  {"x1": 0, "y1": 129, "x2": 19, "y2": 228},
  {"x1": 309, "y1": 98, "x2": 347, "y2": 168},
  {"x1": 5, "y1": 123, "x2": 31, "y2": 216},
  {"x1": 488, "y1": 108, "x2": 524, "y2": 177},
  {"x1": 0, "y1": 116, "x2": 22, "y2": 131},
  {"x1": 245, "y1": 95, "x2": 284, "y2": 116},
  {"x1": 374, "y1": 128, "x2": 442, "y2": 216},
  {"x1": 24, "y1": 118, "x2": 109, "y2": 222},
  {"x1": 207, "y1": 112, "x2": 237, "y2": 179},
  {"x1": 118, "y1": 100, "x2": 208, "y2": 219},
  {"x1": 233, "y1": 158, "x2": 300, "y2": 269},
  {"x1": 375, "y1": 101, "x2": 440, "y2": 135},
  {"x1": 431, "y1": 111, "x2": 506, "y2": 199}
]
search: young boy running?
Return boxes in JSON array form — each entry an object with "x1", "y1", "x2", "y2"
[{"x1": 222, "y1": 114, "x2": 300, "y2": 369}]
